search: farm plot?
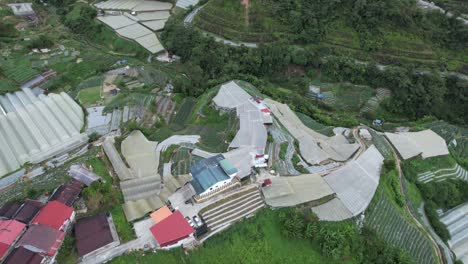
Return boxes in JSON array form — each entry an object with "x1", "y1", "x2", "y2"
[
  {"x1": 171, "y1": 147, "x2": 202, "y2": 176},
  {"x1": 366, "y1": 190, "x2": 437, "y2": 264},
  {"x1": 138, "y1": 66, "x2": 168, "y2": 85},
  {"x1": 105, "y1": 93, "x2": 154, "y2": 111},
  {"x1": 171, "y1": 97, "x2": 196, "y2": 131},
  {"x1": 154, "y1": 95, "x2": 175, "y2": 124},
  {"x1": 0, "y1": 59, "x2": 38, "y2": 84},
  {"x1": 320, "y1": 83, "x2": 374, "y2": 113},
  {"x1": 417, "y1": 164, "x2": 468, "y2": 183},
  {"x1": 0, "y1": 79, "x2": 16, "y2": 94},
  {"x1": 296, "y1": 112, "x2": 334, "y2": 137},
  {"x1": 369, "y1": 129, "x2": 393, "y2": 159}
]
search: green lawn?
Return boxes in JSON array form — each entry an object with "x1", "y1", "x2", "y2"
[
  {"x1": 78, "y1": 86, "x2": 101, "y2": 106},
  {"x1": 111, "y1": 209, "x2": 339, "y2": 264}
]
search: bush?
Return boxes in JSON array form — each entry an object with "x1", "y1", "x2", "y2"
[
  {"x1": 424, "y1": 201, "x2": 451, "y2": 242},
  {"x1": 27, "y1": 35, "x2": 54, "y2": 49}
]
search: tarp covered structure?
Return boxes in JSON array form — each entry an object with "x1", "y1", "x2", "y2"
[
  {"x1": 265, "y1": 98, "x2": 359, "y2": 165},
  {"x1": 385, "y1": 129, "x2": 449, "y2": 160},
  {"x1": 312, "y1": 145, "x2": 384, "y2": 221},
  {"x1": 262, "y1": 174, "x2": 334, "y2": 207},
  {"x1": 440, "y1": 202, "x2": 468, "y2": 264},
  {"x1": 0, "y1": 88, "x2": 88, "y2": 176}
]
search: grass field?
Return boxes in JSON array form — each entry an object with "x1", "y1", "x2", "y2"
[
  {"x1": 77, "y1": 86, "x2": 101, "y2": 106},
  {"x1": 111, "y1": 209, "x2": 339, "y2": 264}
]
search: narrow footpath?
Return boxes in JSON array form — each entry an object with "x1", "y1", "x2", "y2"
[{"x1": 389, "y1": 141, "x2": 445, "y2": 264}]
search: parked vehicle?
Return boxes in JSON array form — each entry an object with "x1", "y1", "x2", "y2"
[
  {"x1": 185, "y1": 216, "x2": 196, "y2": 228},
  {"x1": 193, "y1": 215, "x2": 203, "y2": 227}
]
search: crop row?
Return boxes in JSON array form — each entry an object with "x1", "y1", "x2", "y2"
[{"x1": 366, "y1": 191, "x2": 436, "y2": 264}]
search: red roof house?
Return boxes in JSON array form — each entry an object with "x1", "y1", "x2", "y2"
[
  {"x1": 17, "y1": 224, "x2": 65, "y2": 256},
  {"x1": 32, "y1": 201, "x2": 74, "y2": 231},
  {"x1": 0, "y1": 220, "x2": 26, "y2": 260},
  {"x1": 150, "y1": 211, "x2": 194, "y2": 247}
]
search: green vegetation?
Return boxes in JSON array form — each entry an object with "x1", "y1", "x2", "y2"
[
  {"x1": 83, "y1": 157, "x2": 135, "y2": 242},
  {"x1": 27, "y1": 35, "x2": 54, "y2": 49},
  {"x1": 56, "y1": 236, "x2": 78, "y2": 264},
  {"x1": 366, "y1": 189, "x2": 436, "y2": 264},
  {"x1": 113, "y1": 208, "x2": 414, "y2": 264},
  {"x1": 171, "y1": 97, "x2": 196, "y2": 131},
  {"x1": 110, "y1": 205, "x2": 135, "y2": 242},
  {"x1": 279, "y1": 143, "x2": 288, "y2": 160},
  {"x1": 403, "y1": 155, "x2": 456, "y2": 182},
  {"x1": 163, "y1": 0, "x2": 468, "y2": 125},
  {"x1": 432, "y1": 0, "x2": 468, "y2": 14},
  {"x1": 0, "y1": 79, "x2": 16, "y2": 94},
  {"x1": 296, "y1": 112, "x2": 334, "y2": 136},
  {"x1": 424, "y1": 121, "x2": 468, "y2": 165},
  {"x1": 0, "y1": 59, "x2": 38, "y2": 84},
  {"x1": 0, "y1": 22, "x2": 18, "y2": 38},
  {"x1": 381, "y1": 159, "x2": 405, "y2": 208},
  {"x1": 162, "y1": 145, "x2": 179, "y2": 163},
  {"x1": 195, "y1": 0, "x2": 288, "y2": 43},
  {"x1": 77, "y1": 86, "x2": 101, "y2": 106},
  {"x1": 403, "y1": 155, "x2": 468, "y2": 242}
]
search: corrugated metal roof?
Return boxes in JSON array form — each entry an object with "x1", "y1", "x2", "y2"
[
  {"x1": 150, "y1": 211, "x2": 194, "y2": 247},
  {"x1": 32, "y1": 201, "x2": 73, "y2": 230},
  {"x1": 3, "y1": 247, "x2": 44, "y2": 264},
  {"x1": 75, "y1": 213, "x2": 115, "y2": 257},
  {"x1": 219, "y1": 159, "x2": 237, "y2": 176},
  {"x1": 17, "y1": 224, "x2": 64, "y2": 256},
  {"x1": 189, "y1": 155, "x2": 230, "y2": 194}
]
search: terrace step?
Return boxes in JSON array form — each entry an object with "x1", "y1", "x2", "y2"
[
  {"x1": 208, "y1": 201, "x2": 265, "y2": 231},
  {"x1": 201, "y1": 187, "x2": 258, "y2": 216},
  {"x1": 204, "y1": 195, "x2": 263, "y2": 225},
  {"x1": 202, "y1": 192, "x2": 261, "y2": 220}
]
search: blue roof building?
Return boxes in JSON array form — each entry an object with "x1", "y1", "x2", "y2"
[{"x1": 189, "y1": 155, "x2": 238, "y2": 195}]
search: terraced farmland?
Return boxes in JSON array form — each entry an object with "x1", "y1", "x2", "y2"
[
  {"x1": 366, "y1": 191, "x2": 437, "y2": 264},
  {"x1": 369, "y1": 129, "x2": 393, "y2": 159},
  {"x1": 418, "y1": 164, "x2": 468, "y2": 183},
  {"x1": 0, "y1": 79, "x2": 16, "y2": 94},
  {"x1": 0, "y1": 59, "x2": 38, "y2": 84},
  {"x1": 171, "y1": 147, "x2": 202, "y2": 176},
  {"x1": 171, "y1": 97, "x2": 196, "y2": 131}
]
